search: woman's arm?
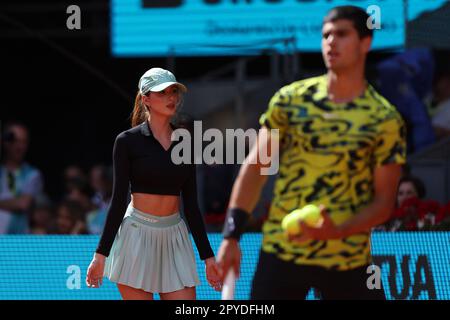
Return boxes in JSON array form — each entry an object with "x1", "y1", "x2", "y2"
[
  {"x1": 95, "y1": 133, "x2": 131, "y2": 257},
  {"x1": 181, "y1": 164, "x2": 214, "y2": 260}
]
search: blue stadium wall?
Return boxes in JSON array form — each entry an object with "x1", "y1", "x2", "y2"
[{"x1": 0, "y1": 232, "x2": 448, "y2": 300}]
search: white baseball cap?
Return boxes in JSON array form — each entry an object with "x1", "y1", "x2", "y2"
[{"x1": 138, "y1": 68, "x2": 187, "y2": 95}]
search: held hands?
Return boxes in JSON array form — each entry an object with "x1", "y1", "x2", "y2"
[
  {"x1": 86, "y1": 253, "x2": 225, "y2": 291},
  {"x1": 205, "y1": 257, "x2": 222, "y2": 291},
  {"x1": 86, "y1": 253, "x2": 105, "y2": 288},
  {"x1": 288, "y1": 205, "x2": 343, "y2": 243}
]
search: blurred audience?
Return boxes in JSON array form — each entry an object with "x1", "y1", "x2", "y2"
[
  {"x1": 0, "y1": 121, "x2": 44, "y2": 234},
  {"x1": 64, "y1": 175, "x2": 94, "y2": 214},
  {"x1": 396, "y1": 175, "x2": 426, "y2": 208},
  {"x1": 64, "y1": 165, "x2": 87, "y2": 184},
  {"x1": 52, "y1": 200, "x2": 88, "y2": 235},
  {"x1": 376, "y1": 175, "x2": 450, "y2": 231},
  {"x1": 86, "y1": 165, "x2": 113, "y2": 234},
  {"x1": 391, "y1": 176, "x2": 427, "y2": 231},
  {"x1": 89, "y1": 164, "x2": 113, "y2": 210},
  {"x1": 30, "y1": 200, "x2": 54, "y2": 235},
  {"x1": 431, "y1": 67, "x2": 450, "y2": 138},
  {"x1": 372, "y1": 48, "x2": 436, "y2": 154}
]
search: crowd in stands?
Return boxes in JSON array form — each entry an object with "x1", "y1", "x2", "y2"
[
  {"x1": 0, "y1": 121, "x2": 113, "y2": 235},
  {"x1": 11, "y1": 162, "x2": 113, "y2": 235}
]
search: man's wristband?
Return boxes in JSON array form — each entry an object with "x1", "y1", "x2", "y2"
[{"x1": 222, "y1": 208, "x2": 250, "y2": 241}]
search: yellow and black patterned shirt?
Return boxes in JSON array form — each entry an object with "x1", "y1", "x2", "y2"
[{"x1": 259, "y1": 75, "x2": 406, "y2": 271}]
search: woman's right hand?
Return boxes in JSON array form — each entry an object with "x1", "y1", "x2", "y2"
[{"x1": 86, "y1": 253, "x2": 105, "y2": 288}]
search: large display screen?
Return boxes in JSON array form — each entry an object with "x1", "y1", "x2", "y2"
[
  {"x1": 0, "y1": 232, "x2": 449, "y2": 300},
  {"x1": 112, "y1": 0, "x2": 400, "y2": 56},
  {"x1": 111, "y1": 0, "x2": 447, "y2": 57}
]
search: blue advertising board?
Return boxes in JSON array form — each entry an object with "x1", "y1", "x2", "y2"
[{"x1": 0, "y1": 232, "x2": 449, "y2": 300}]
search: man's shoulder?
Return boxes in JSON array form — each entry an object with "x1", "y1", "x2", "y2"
[{"x1": 366, "y1": 84, "x2": 404, "y2": 120}]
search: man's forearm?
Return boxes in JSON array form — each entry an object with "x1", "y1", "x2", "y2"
[
  {"x1": 338, "y1": 197, "x2": 395, "y2": 238},
  {"x1": 228, "y1": 163, "x2": 268, "y2": 214}
]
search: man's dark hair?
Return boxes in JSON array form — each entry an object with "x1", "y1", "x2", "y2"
[{"x1": 324, "y1": 5, "x2": 373, "y2": 39}]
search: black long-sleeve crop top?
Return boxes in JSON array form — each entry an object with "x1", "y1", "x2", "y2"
[{"x1": 96, "y1": 121, "x2": 214, "y2": 260}]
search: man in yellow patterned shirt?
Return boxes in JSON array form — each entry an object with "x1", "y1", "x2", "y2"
[{"x1": 217, "y1": 5, "x2": 406, "y2": 299}]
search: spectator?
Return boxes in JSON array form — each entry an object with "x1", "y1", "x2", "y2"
[
  {"x1": 89, "y1": 164, "x2": 113, "y2": 210},
  {"x1": 377, "y1": 175, "x2": 427, "y2": 231},
  {"x1": 396, "y1": 175, "x2": 426, "y2": 208},
  {"x1": 431, "y1": 68, "x2": 450, "y2": 138},
  {"x1": 62, "y1": 165, "x2": 86, "y2": 195},
  {"x1": 53, "y1": 200, "x2": 88, "y2": 234},
  {"x1": 372, "y1": 48, "x2": 436, "y2": 154},
  {"x1": 0, "y1": 121, "x2": 44, "y2": 234},
  {"x1": 86, "y1": 165, "x2": 113, "y2": 234},
  {"x1": 64, "y1": 165, "x2": 86, "y2": 183},
  {"x1": 30, "y1": 202, "x2": 54, "y2": 235},
  {"x1": 65, "y1": 176, "x2": 94, "y2": 213}
]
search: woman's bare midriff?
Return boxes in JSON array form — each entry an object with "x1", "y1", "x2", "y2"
[{"x1": 131, "y1": 193, "x2": 180, "y2": 216}]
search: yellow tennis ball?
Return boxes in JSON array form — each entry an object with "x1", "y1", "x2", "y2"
[
  {"x1": 281, "y1": 209, "x2": 303, "y2": 235},
  {"x1": 281, "y1": 204, "x2": 323, "y2": 236},
  {"x1": 300, "y1": 204, "x2": 322, "y2": 226}
]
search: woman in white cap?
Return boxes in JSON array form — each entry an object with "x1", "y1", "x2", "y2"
[{"x1": 86, "y1": 68, "x2": 222, "y2": 299}]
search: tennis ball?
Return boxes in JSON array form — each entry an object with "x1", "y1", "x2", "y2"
[
  {"x1": 281, "y1": 209, "x2": 304, "y2": 235},
  {"x1": 281, "y1": 204, "x2": 323, "y2": 236},
  {"x1": 300, "y1": 204, "x2": 322, "y2": 226}
]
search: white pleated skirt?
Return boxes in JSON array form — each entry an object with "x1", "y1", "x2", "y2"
[{"x1": 103, "y1": 205, "x2": 200, "y2": 293}]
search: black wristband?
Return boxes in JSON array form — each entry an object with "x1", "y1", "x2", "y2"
[{"x1": 222, "y1": 208, "x2": 249, "y2": 241}]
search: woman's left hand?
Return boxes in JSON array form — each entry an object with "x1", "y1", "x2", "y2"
[{"x1": 205, "y1": 257, "x2": 222, "y2": 292}]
